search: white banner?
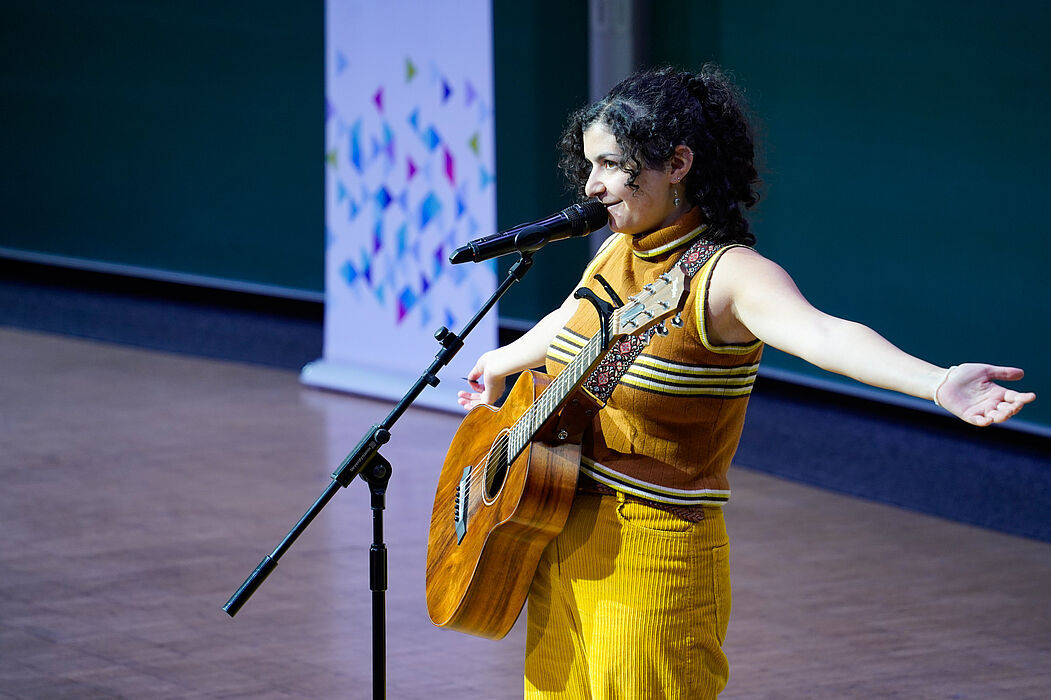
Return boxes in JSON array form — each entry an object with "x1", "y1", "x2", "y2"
[{"x1": 303, "y1": 0, "x2": 498, "y2": 411}]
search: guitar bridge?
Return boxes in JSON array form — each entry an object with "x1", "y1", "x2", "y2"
[{"x1": 453, "y1": 464, "x2": 471, "y2": 544}]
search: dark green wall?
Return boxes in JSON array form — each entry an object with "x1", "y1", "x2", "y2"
[
  {"x1": 491, "y1": 0, "x2": 591, "y2": 323},
  {"x1": 0, "y1": 1, "x2": 323, "y2": 293},
  {"x1": 647, "y1": 0, "x2": 1050, "y2": 430}
]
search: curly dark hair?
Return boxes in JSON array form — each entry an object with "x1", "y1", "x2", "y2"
[{"x1": 559, "y1": 64, "x2": 761, "y2": 246}]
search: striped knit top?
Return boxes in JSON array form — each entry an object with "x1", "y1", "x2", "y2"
[{"x1": 545, "y1": 209, "x2": 763, "y2": 507}]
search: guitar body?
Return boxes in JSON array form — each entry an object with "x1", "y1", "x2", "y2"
[
  {"x1": 425, "y1": 370, "x2": 586, "y2": 640},
  {"x1": 425, "y1": 267, "x2": 688, "y2": 640}
]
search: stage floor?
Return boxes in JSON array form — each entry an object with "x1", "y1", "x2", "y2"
[{"x1": 1, "y1": 327, "x2": 1048, "y2": 699}]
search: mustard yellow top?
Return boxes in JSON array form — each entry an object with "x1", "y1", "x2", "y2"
[{"x1": 545, "y1": 209, "x2": 763, "y2": 506}]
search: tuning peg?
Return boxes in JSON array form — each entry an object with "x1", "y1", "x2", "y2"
[
  {"x1": 656, "y1": 323, "x2": 669, "y2": 336},
  {"x1": 671, "y1": 313, "x2": 684, "y2": 328}
]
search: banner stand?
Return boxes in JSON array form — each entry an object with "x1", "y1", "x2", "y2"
[
  {"x1": 301, "y1": 356, "x2": 464, "y2": 413},
  {"x1": 306, "y1": 0, "x2": 498, "y2": 411}
]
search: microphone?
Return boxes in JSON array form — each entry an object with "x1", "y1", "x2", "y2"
[{"x1": 449, "y1": 200, "x2": 608, "y2": 264}]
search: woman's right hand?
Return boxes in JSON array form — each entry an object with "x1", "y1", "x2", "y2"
[
  {"x1": 457, "y1": 350, "x2": 507, "y2": 410},
  {"x1": 455, "y1": 293, "x2": 581, "y2": 412}
]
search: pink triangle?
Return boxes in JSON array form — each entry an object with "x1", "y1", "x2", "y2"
[
  {"x1": 444, "y1": 148, "x2": 455, "y2": 184},
  {"x1": 373, "y1": 88, "x2": 384, "y2": 112},
  {"x1": 407, "y1": 157, "x2": 418, "y2": 180}
]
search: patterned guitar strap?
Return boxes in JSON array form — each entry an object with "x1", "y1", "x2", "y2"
[{"x1": 581, "y1": 236, "x2": 724, "y2": 403}]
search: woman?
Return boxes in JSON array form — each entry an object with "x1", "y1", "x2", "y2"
[{"x1": 456, "y1": 65, "x2": 1035, "y2": 699}]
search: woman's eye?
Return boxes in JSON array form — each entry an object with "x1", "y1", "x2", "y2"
[{"x1": 602, "y1": 159, "x2": 619, "y2": 170}]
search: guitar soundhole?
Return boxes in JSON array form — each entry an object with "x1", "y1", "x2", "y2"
[{"x1": 483, "y1": 433, "x2": 510, "y2": 501}]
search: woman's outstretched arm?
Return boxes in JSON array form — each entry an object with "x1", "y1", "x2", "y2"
[{"x1": 711, "y1": 248, "x2": 1035, "y2": 426}]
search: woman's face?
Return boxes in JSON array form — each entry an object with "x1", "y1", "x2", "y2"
[{"x1": 582, "y1": 123, "x2": 679, "y2": 236}]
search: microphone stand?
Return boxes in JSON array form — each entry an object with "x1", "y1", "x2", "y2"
[{"x1": 222, "y1": 252, "x2": 536, "y2": 700}]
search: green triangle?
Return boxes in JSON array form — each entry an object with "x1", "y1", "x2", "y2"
[
  {"x1": 469, "y1": 133, "x2": 480, "y2": 155},
  {"x1": 326, "y1": 149, "x2": 338, "y2": 167},
  {"x1": 406, "y1": 58, "x2": 417, "y2": 82}
]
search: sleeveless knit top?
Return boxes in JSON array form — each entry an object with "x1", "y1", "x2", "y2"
[{"x1": 544, "y1": 209, "x2": 763, "y2": 507}]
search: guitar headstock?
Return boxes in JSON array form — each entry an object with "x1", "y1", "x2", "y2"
[{"x1": 610, "y1": 267, "x2": 688, "y2": 338}]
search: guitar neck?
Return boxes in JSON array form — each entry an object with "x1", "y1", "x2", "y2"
[
  {"x1": 501, "y1": 266, "x2": 687, "y2": 463},
  {"x1": 507, "y1": 327, "x2": 607, "y2": 460}
]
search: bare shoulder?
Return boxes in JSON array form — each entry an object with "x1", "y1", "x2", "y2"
[
  {"x1": 703, "y1": 247, "x2": 767, "y2": 344},
  {"x1": 708, "y1": 246, "x2": 794, "y2": 302},
  {"x1": 715, "y1": 245, "x2": 785, "y2": 271},
  {"x1": 705, "y1": 247, "x2": 807, "y2": 345}
]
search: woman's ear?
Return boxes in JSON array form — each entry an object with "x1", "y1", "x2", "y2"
[{"x1": 668, "y1": 144, "x2": 694, "y2": 183}]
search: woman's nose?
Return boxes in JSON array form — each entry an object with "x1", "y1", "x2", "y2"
[{"x1": 584, "y1": 170, "x2": 603, "y2": 198}]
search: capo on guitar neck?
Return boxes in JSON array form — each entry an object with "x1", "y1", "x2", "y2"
[
  {"x1": 574, "y1": 273, "x2": 623, "y2": 349},
  {"x1": 592, "y1": 273, "x2": 625, "y2": 307}
]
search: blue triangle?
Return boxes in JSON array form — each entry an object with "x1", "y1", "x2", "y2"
[
  {"x1": 350, "y1": 120, "x2": 364, "y2": 172},
  {"x1": 419, "y1": 193, "x2": 442, "y2": 229},
  {"x1": 340, "y1": 260, "x2": 358, "y2": 285}
]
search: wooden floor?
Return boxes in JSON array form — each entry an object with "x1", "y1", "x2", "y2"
[{"x1": 1, "y1": 326, "x2": 1048, "y2": 699}]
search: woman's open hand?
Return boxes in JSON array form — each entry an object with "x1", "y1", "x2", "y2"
[{"x1": 935, "y1": 363, "x2": 1036, "y2": 426}]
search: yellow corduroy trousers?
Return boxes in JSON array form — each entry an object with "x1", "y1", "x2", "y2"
[{"x1": 524, "y1": 491, "x2": 731, "y2": 699}]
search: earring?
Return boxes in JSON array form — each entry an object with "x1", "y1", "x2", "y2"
[{"x1": 672, "y1": 183, "x2": 681, "y2": 207}]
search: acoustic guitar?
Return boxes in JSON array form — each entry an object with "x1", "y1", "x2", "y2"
[{"x1": 425, "y1": 268, "x2": 688, "y2": 639}]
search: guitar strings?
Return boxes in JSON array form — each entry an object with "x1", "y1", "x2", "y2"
[
  {"x1": 460, "y1": 319, "x2": 612, "y2": 499},
  {"x1": 460, "y1": 337, "x2": 603, "y2": 500},
  {"x1": 459, "y1": 306, "x2": 635, "y2": 502},
  {"x1": 462, "y1": 429, "x2": 509, "y2": 497},
  {"x1": 456, "y1": 281, "x2": 679, "y2": 517},
  {"x1": 462, "y1": 355, "x2": 589, "y2": 496}
]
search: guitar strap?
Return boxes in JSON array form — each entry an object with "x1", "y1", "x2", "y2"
[{"x1": 581, "y1": 236, "x2": 724, "y2": 403}]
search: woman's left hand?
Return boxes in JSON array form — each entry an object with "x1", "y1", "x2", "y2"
[{"x1": 935, "y1": 364, "x2": 1036, "y2": 426}]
